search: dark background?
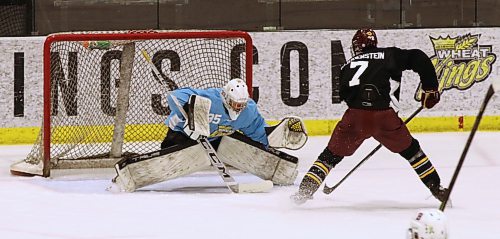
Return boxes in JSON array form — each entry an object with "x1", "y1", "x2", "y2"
[{"x1": 1, "y1": 0, "x2": 499, "y2": 36}]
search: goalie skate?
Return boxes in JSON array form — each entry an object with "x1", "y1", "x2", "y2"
[{"x1": 106, "y1": 175, "x2": 125, "y2": 193}]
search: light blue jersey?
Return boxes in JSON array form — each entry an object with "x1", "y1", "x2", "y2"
[{"x1": 166, "y1": 87, "x2": 269, "y2": 147}]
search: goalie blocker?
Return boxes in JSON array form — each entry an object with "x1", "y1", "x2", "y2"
[{"x1": 112, "y1": 116, "x2": 307, "y2": 192}]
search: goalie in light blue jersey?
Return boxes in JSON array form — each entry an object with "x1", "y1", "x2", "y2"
[
  {"x1": 162, "y1": 79, "x2": 269, "y2": 149},
  {"x1": 112, "y1": 79, "x2": 309, "y2": 192}
]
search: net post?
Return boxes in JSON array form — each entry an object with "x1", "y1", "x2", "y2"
[{"x1": 110, "y1": 42, "x2": 136, "y2": 158}]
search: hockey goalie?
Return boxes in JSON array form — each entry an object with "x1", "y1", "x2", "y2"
[{"x1": 112, "y1": 78, "x2": 308, "y2": 192}]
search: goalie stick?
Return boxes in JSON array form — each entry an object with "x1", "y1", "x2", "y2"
[
  {"x1": 323, "y1": 106, "x2": 424, "y2": 195},
  {"x1": 141, "y1": 50, "x2": 273, "y2": 193},
  {"x1": 439, "y1": 79, "x2": 499, "y2": 210}
]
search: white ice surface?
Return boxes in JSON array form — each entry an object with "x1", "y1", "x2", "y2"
[{"x1": 1, "y1": 132, "x2": 499, "y2": 239}]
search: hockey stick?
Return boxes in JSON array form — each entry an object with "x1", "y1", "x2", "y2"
[
  {"x1": 141, "y1": 50, "x2": 273, "y2": 193},
  {"x1": 439, "y1": 80, "x2": 499, "y2": 211},
  {"x1": 323, "y1": 106, "x2": 424, "y2": 195}
]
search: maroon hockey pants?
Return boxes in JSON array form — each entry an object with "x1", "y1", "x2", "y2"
[{"x1": 327, "y1": 108, "x2": 413, "y2": 156}]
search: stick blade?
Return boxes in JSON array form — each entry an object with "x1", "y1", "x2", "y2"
[
  {"x1": 230, "y1": 180, "x2": 274, "y2": 193},
  {"x1": 322, "y1": 185, "x2": 335, "y2": 194}
]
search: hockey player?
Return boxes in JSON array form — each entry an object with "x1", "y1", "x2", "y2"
[
  {"x1": 113, "y1": 78, "x2": 307, "y2": 192},
  {"x1": 291, "y1": 29, "x2": 447, "y2": 204}
]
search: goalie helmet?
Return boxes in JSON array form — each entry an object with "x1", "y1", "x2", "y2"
[
  {"x1": 351, "y1": 28, "x2": 378, "y2": 56},
  {"x1": 221, "y1": 78, "x2": 249, "y2": 120},
  {"x1": 407, "y1": 209, "x2": 448, "y2": 239}
]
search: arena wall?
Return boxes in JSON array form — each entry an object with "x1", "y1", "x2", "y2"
[{"x1": 0, "y1": 28, "x2": 499, "y2": 144}]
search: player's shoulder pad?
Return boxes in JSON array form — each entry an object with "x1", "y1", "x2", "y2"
[
  {"x1": 406, "y1": 48, "x2": 430, "y2": 61},
  {"x1": 382, "y1": 46, "x2": 405, "y2": 54}
]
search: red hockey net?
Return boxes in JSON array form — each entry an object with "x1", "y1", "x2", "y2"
[{"x1": 11, "y1": 30, "x2": 253, "y2": 177}]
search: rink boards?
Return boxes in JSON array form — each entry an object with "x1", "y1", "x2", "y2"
[{"x1": 0, "y1": 28, "x2": 499, "y2": 144}]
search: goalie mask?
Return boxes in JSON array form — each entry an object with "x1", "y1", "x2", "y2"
[
  {"x1": 221, "y1": 78, "x2": 249, "y2": 120},
  {"x1": 407, "y1": 209, "x2": 448, "y2": 239},
  {"x1": 351, "y1": 28, "x2": 377, "y2": 56}
]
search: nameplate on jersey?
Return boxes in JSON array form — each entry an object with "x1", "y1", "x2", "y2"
[{"x1": 353, "y1": 52, "x2": 385, "y2": 60}]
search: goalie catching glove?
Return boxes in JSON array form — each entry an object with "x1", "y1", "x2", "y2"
[
  {"x1": 267, "y1": 116, "x2": 308, "y2": 150},
  {"x1": 421, "y1": 88, "x2": 440, "y2": 109},
  {"x1": 181, "y1": 94, "x2": 211, "y2": 140}
]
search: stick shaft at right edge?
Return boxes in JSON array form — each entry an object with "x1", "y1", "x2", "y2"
[{"x1": 439, "y1": 85, "x2": 494, "y2": 211}]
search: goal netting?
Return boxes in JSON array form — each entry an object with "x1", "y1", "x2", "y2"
[{"x1": 10, "y1": 30, "x2": 253, "y2": 177}]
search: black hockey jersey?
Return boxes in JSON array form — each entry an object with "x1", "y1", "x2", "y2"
[{"x1": 339, "y1": 47, "x2": 438, "y2": 110}]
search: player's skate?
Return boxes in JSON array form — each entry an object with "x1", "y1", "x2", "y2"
[
  {"x1": 290, "y1": 177, "x2": 318, "y2": 205},
  {"x1": 427, "y1": 182, "x2": 449, "y2": 204},
  {"x1": 290, "y1": 191, "x2": 313, "y2": 205}
]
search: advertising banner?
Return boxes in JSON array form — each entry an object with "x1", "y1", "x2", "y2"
[{"x1": 0, "y1": 28, "x2": 499, "y2": 144}]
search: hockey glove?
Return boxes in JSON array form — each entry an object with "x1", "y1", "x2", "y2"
[{"x1": 421, "y1": 89, "x2": 440, "y2": 109}]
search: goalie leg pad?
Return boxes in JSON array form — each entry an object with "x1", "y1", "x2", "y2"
[
  {"x1": 217, "y1": 132, "x2": 299, "y2": 185},
  {"x1": 270, "y1": 149, "x2": 299, "y2": 185},
  {"x1": 113, "y1": 142, "x2": 211, "y2": 192},
  {"x1": 267, "y1": 116, "x2": 308, "y2": 150}
]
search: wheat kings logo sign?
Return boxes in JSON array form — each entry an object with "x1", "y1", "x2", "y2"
[{"x1": 415, "y1": 34, "x2": 496, "y2": 101}]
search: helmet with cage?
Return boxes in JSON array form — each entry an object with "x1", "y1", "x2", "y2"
[
  {"x1": 221, "y1": 78, "x2": 249, "y2": 120},
  {"x1": 351, "y1": 28, "x2": 378, "y2": 55}
]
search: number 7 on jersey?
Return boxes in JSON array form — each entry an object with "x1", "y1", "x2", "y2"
[{"x1": 349, "y1": 61, "x2": 368, "y2": 86}]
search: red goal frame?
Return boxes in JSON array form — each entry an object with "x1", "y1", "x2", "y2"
[{"x1": 41, "y1": 30, "x2": 253, "y2": 176}]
